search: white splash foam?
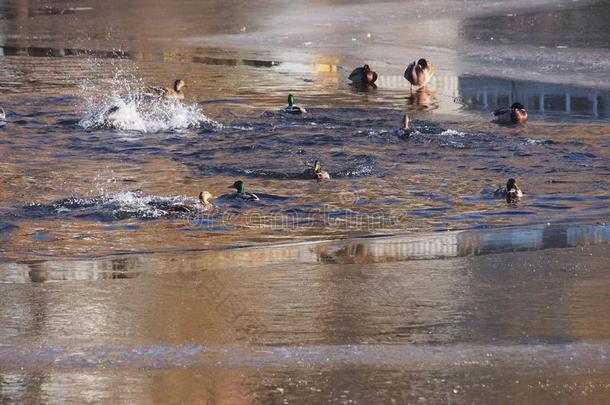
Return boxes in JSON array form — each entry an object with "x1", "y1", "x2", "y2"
[
  {"x1": 439, "y1": 129, "x2": 467, "y2": 137},
  {"x1": 78, "y1": 68, "x2": 222, "y2": 133},
  {"x1": 54, "y1": 191, "x2": 197, "y2": 219}
]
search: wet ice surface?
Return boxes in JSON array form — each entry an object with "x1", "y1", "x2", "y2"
[
  {"x1": 1, "y1": 0, "x2": 610, "y2": 403},
  {"x1": 1, "y1": 242, "x2": 610, "y2": 403}
]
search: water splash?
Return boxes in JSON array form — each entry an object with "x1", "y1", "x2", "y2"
[
  {"x1": 27, "y1": 191, "x2": 206, "y2": 221},
  {"x1": 78, "y1": 65, "x2": 221, "y2": 132}
]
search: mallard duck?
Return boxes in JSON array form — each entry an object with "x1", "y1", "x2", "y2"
[
  {"x1": 145, "y1": 79, "x2": 186, "y2": 100},
  {"x1": 311, "y1": 160, "x2": 331, "y2": 180},
  {"x1": 284, "y1": 94, "x2": 307, "y2": 114},
  {"x1": 398, "y1": 114, "x2": 414, "y2": 137},
  {"x1": 404, "y1": 58, "x2": 435, "y2": 90},
  {"x1": 168, "y1": 191, "x2": 215, "y2": 213},
  {"x1": 229, "y1": 180, "x2": 260, "y2": 201},
  {"x1": 349, "y1": 64, "x2": 378, "y2": 85},
  {"x1": 494, "y1": 178, "x2": 523, "y2": 203},
  {"x1": 493, "y1": 102, "x2": 528, "y2": 125}
]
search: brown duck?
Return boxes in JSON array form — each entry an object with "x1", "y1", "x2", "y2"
[
  {"x1": 493, "y1": 102, "x2": 528, "y2": 125},
  {"x1": 146, "y1": 79, "x2": 187, "y2": 100},
  {"x1": 349, "y1": 64, "x2": 378, "y2": 85},
  {"x1": 404, "y1": 59, "x2": 435, "y2": 90}
]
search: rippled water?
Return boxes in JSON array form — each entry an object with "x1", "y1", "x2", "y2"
[
  {"x1": 1, "y1": 57, "x2": 608, "y2": 260},
  {"x1": 1, "y1": 0, "x2": 609, "y2": 403}
]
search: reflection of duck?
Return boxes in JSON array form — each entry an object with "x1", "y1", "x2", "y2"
[
  {"x1": 145, "y1": 79, "x2": 186, "y2": 100},
  {"x1": 168, "y1": 191, "x2": 215, "y2": 213},
  {"x1": 398, "y1": 114, "x2": 414, "y2": 137},
  {"x1": 493, "y1": 102, "x2": 528, "y2": 125},
  {"x1": 408, "y1": 87, "x2": 435, "y2": 106},
  {"x1": 349, "y1": 64, "x2": 378, "y2": 85},
  {"x1": 228, "y1": 180, "x2": 260, "y2": 201},
  {"x1": 307, "y1": 160, "x2": 331, "y2": 180},
  {"x1": 404, "y1": 59, "x2": 435, "y2": 90},
  {"x1": 283, "y1": 94, "x2": 307, "y2": 114},
  {"x1": 494, "y1": 178, "x2": 523, "y2": 203}
]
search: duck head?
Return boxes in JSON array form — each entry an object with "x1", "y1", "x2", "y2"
[
  {"x1": 199, "y1": 191, "x2": 212, "y2": 204},
  {"x1": 510, "y1": 102, "x2": 528, "y2": 123},
  {"x1": 287, "y1": 94, "x2": 296, "y2": 107},
  {"x1": 174, "y1": 79, "x2": 186, "y2": 92},
  {"x1": 366, "y1": 71, "x2": 378, "y2": 84},
  {"x1": 230, "y1": 180, "x2": 246, "y2": 194},
  {"x1": 417, "y1": 58, "x2": 429, "y2": 69},
  {"x1": 506, "y1": 178, "x2": 520, "y2": 191},
  {"x1": 313, "y1": 160, "x2": 322, "y2": 173},
  {"x1": 511, "y1": 102, "x2": 526, "y2": 112},
  {"x1": 360, "y1": 64, "x2": 377, "y2": 84}
]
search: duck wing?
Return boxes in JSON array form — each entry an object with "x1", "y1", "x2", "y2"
[
  {"x1": 493, "y1": 187, "x2": 507, "y2": 197},
  {"x1": 145, "y1": 86, "x2": 169, "y2": 97},
  {"x1": 493, "y1": 106, "x2": 511, "y2": 116},
  {"x1": 404, "y1": 61, "x2": 417, "y2": 84},
  {"x1": 167, "y1": 204, "x2": 193, "y2": 213}
]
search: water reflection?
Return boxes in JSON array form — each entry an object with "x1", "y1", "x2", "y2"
[
  {"x1": 1, "y1": 222, "x2": 607, "y2": 282},
  {"x1": 406, "y1": 87, "x2": 437, "y2": 108},
  {"x1": 2, "y1": 43, "x2": 608, "y2": 121},
  {"x1": 1, "y1": 241, "x2": 609, "y2": 402},
  {"x1": 459, "y1": 75, "x2": 610, "y2": 119}
]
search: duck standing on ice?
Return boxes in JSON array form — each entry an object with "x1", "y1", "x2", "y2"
[{"x1": 404, "y1": 58, "x2": 435, "y2": 91}]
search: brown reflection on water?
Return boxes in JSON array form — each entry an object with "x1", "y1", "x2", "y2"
[{"x1": 0, "y1": 243, "x2": 609, "y2": 402}]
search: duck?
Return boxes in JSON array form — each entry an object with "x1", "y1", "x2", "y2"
[
  {"x1": 398, "y1": 114, "x2": 414, "y2": 137},
  {"x1": 493, "y1": 102, "x2": 528, "y2": 125},
  {"x1": 167, "y1": 191, "x2": 215, "y2": 213},
  {"x1": 145, "y1": 79, "x2": 187, "y2": 100},
  {"x1": 229, "y1": 180, "x2": 260, "y2": 201},
  {"x1": 0, "y1": 107, "x2": 6, "y2": 122},
  {"x1": 283, "y1": 94, "x2": 307, "y2": 114},
  {"x1": 404, "y1": 58, "x2": 435, "y2": 90},
  {"x1": 349, "y1": 64, "x2": 378, "y2": 85},
  {"x1": 494, "y1": 178, "x2": 523, "y2": 203},
  {"x1": 310, "y1": 160, "x2": 331, "y2": 180}
]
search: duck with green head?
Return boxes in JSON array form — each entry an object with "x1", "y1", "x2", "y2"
[
  {"x1": 284, "y1": 94, "x2": 307, "y2": 114},
  {"x1": 494, "y1": 178, "x2": 523, "y2": 203},
  {"x1": 229, "y1": 180, "x2": 260, "y2": 201}
]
